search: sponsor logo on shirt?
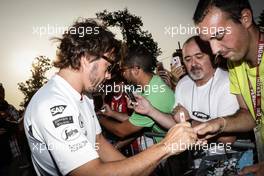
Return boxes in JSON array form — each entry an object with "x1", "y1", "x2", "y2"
[
  {"x1": 61, "y1": 126, "x2": 80, "y2": 141},
  {"x1": 68, "y1": 140, "x2": 88, "y2": 152},
  {"x1": 50, "y1": 105, "x2": 67, "y2": 116},
  {"x1": 53, "y1": 116, "x2": 73, "y2": 128},
  {"x1": 192, "y1": 111, "x2": 210, "y2": 120}
]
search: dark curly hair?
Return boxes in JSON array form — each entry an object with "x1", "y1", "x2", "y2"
[
  {"x1": 123, "y1": 46, "x2": 157, "y2": 73},
  {"x1": 53, "y1": 18, "x2": 121, "y2": 69}
]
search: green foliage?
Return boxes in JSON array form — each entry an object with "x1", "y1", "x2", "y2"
[
  {"x1": 96, "y1": 8, "x2": 161, "y2": 60},
  {"x1": 18, "y1": 56, "x2": 52, "y2": 109}
]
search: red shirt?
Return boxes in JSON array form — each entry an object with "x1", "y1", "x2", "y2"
[{"x1": 110, "y1": 93, "x2": 127, "y2": 113}]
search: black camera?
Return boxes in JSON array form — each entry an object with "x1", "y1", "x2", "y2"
[{"x1": 124, "y1": 87, "x2": 137, "y2": 104}]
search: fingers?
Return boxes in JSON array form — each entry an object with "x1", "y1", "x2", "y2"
[
  {"x1": 102, "y1": 104, "x2": 109, "y2": 110},
  {"x1": 173, "y1": 113, "x2": 180, "y2": 123},
  {"x1": 173, "y1": 107, "x2": 189, "y2": 123},
  {"x1": 193, "y1": 123, "x2": 207, "y2": 133},
  {"x1": 193, "y1": 123, "x2": 212, "y2": 135},
  {"x1": 133, "y1": 94, "x2": 143, "y2": 100},
  {"x1": 125, "y1": 96, "x2": 134, "y2": 109},
  {"x1": 171, "y1": 106, "x2": 178, "y2": 115},
  {"x1": 157, "y1": 70, "x2": 169, "y2": 76},
  {"x1": 193, "y1": 123, "x2": 222, "y2": 140},
  {"x1": 182, "y1": 127, "x2": 198, "y2": 140},
  {"x1": 168, "y1": 122, "x2": 196, "y2": 139},
  {"x1": 171, "y1": 66, "x2": 185, "y2": 80},
  {"x1": 171, "y1": 65, "x2": 182, "y2": 72},
  {"x1": 179, "y1": 112, "x2": 185, "y2": 123},
  {"x1": 168, "y1": 123, "x2": 191, "y2": 136},
  {"x1": 125, "y1": 95, "x2": 130, "y2": 103},
  {"x1": 178, "y1": 121, "x2": 191, "y2": 128}
]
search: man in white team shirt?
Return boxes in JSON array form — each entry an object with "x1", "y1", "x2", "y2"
[
  {"x1": 23, "y1": 19, "x2": 197, "y2": 176},
  {"x1": 174, "y1": 36, "x2": 239, "y2": 125}
]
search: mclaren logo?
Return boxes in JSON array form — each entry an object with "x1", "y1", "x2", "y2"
[{"x1": 50, "y1": 105, "x2": 67, "y2": 116}]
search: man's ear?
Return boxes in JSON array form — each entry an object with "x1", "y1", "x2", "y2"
[
  {"x1": 240, "y1": 9, "x2": 253, "y2": 29},
  {"x1": 132, "y1": 67, "x2": 140, "y2": 77},
  {"x1": 80, "y1": 56, "x2": 93, "y2": 71}
]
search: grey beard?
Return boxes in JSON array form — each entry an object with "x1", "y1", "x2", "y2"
[{"x1": 189, "y1": 71, "x2": 204, "y2": 80}]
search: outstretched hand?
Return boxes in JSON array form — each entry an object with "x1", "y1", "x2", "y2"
[
  {"x1": 161, "y1": 122, "x2": 197, "y2": 156},
  {"x1": 131, "y1": 94, "x2": 153, "y2": 116},
  {"x1": 193, "y1": 117, "x2": 224, "y2": 140}
]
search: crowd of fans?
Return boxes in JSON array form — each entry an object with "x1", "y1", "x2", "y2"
[{"x1": 1, "y1": 0, "x2": 264, "y2": 175}]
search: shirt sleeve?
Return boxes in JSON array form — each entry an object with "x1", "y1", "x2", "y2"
[
  {"x1": 129, "y1": 112, "x2": 155, "y2": 128},
  {"x1": 37, "y1": 101, "x2": 99, "y2": 175}
]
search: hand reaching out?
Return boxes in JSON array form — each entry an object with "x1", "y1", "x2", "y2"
[
  {"x1": 130, "y1": 94, "x2": 153, "y2": 116},
  {"x1": 193, "y1": 117, "x2": 225, "y2": 140},
  {"x1": 172, "y1": 104, "x2": 190, "y2": 123},
  {"x1": 161, "y1": 122, "x2": 197, "y2": 156},
  {"x1": 125, "y1": 95, "x2": 137, "y2": 109}
]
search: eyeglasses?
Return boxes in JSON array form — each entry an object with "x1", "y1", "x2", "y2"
[
  {"x1": 107, "y1": 63, "x2": 117, "y2": 73},
  {"x1": 120, "y1": 66, "x2": 132, "y2": 72},
  {"x1": 101, "y1": 55, "x2": 116, "y2": 73},
  {"x1": 101, "y1": 55, "x2": 115, "y2": 64},
  {"x1": 120, "y1": 65, "x2": 140, "y2": 72}
]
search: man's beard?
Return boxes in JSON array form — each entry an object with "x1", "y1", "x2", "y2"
[
  {"x1": 86, "y1": 78, "x2": 105, "y2": 93},
  {"x1": 189, "y1": 66, "x2": 204, "y2": 80},
  {"x1": 85, "y1": 63, "x2": 104, "y2": 93}
]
